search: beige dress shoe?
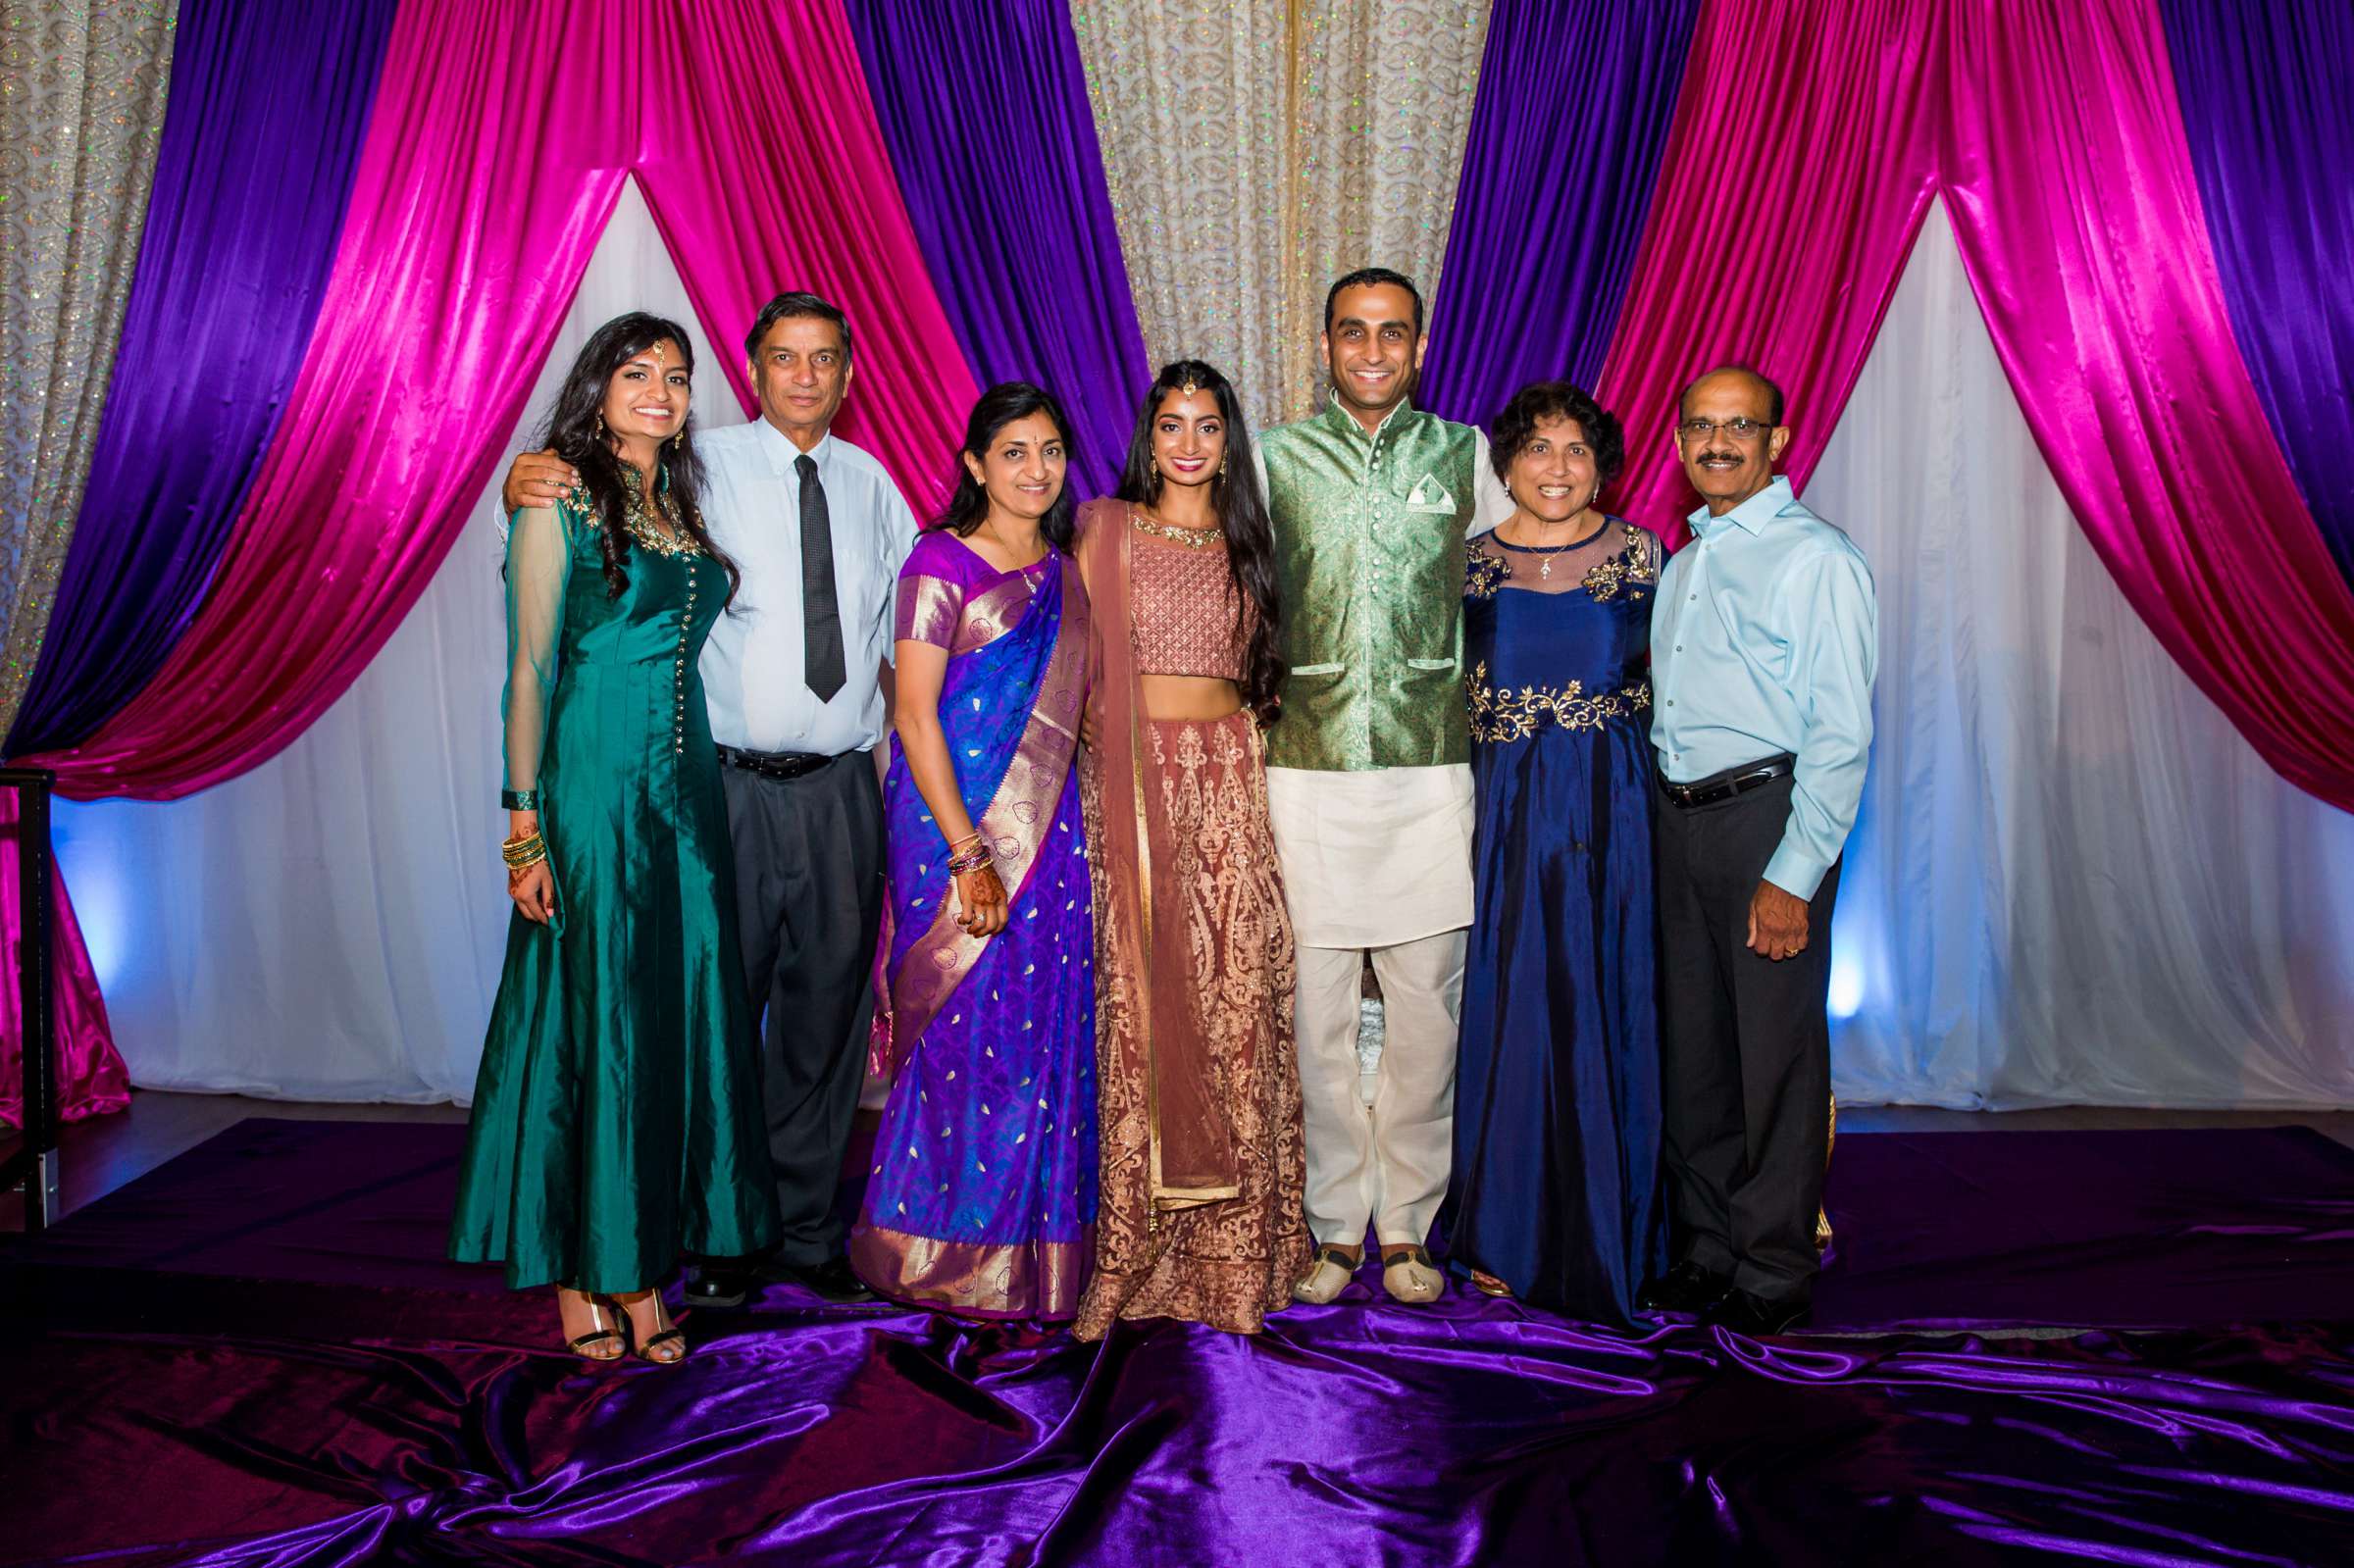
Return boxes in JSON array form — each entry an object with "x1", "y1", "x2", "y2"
[
  {"x1": 1293, "y1": 1244, "x2": 1359, "y2": 1304},
  {"x1": 1381, "y1": 1244, "x2": 1445, "y2": 1304}
]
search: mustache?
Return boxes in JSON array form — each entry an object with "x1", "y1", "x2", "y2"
[{"x1": 1697, "y1": 448, "x2": 1743, "y2": 463}]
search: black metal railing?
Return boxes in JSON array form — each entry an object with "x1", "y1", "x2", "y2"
[{"x1": 1, "y1": 768, "x2": 58, "y2": 1232}]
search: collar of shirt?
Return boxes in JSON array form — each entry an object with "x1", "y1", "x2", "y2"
[
  {"x1": 1686, "y1": 473, "x2": 1799, "y2": 539},
  {"x1": 753, "y1": 417, "x2": 833, "y2": 478},
  {"x1": 1320, "y1": 388, "x2": 1417, "y2": 446}
]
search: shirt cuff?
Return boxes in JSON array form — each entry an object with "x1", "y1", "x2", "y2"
[{"x1": 1762, "y1": 840, "x2": 1829, "y2": 901}]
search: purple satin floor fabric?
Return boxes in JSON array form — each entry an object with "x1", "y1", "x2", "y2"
[
  {"x1": 1814, "y1": 1127, "x2": 2354, "y2": 1330},
  {"x1": 2157, "y1": 0, "x2": 2354, "y2": 587},
  {"x1": 842, "y1": 0, "x2": 1150, "y2": 501},
  {"x1": 1417, "y1": 0, "x2": 1701, "y2": 427},
  {"x1": 8, "y1": 1120, "x2": 2354, "y2": 1564},
  {"x1": 4, "y1": 0, "x2": 401, "y2": 758}
]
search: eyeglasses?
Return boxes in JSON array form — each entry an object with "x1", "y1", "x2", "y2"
[{"x1": 1676, "y1": 417, "x2": 1774, "y2": 443}]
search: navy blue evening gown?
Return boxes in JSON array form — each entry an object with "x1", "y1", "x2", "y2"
[{"x1": 1449, "y1": 520, "x2": 1666, "y2": 1324}]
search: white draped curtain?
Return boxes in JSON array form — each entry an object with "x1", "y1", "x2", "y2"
[
  {"x1": 52, "y1": 192, "x2": 2354, "y2": 1110},
  {"x1": 1811, "y1": 201, "x2": 2354, "y2": 1107}
]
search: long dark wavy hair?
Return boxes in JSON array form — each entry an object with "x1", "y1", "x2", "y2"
[
  {"x1": 1115, "y1": 360, "x2": 1285, "y2": 726},
  {"x1": 539, "y1": 312, "x2": 738, "y2": 603},
  {"x1": 935, "y1": 381, "x2": 1079, "y2": 553}
]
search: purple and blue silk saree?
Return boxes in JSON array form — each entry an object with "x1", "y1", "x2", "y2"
[{"x1": 848, "y1": 530, "x2": 1099, "y2": 1320}]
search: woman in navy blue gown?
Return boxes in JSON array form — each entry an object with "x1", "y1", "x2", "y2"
[{"x1": 1449, "y1": 380, "x2": 1664, "y2": 1325}]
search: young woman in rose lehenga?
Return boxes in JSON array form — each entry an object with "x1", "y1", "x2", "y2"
[{"x1": 1071, "y1": 360, "x2": 1310, "y2": 1340}]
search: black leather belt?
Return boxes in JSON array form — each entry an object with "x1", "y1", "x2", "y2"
[
  {"x1": 715, "y1": 744, "x2": 835, "y2": 781},
  {"x1": 1660, "y1": 753, "x2": 1796, "y2": 809}
]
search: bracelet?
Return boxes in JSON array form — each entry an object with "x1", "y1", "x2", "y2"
[
  {"x1": 502, "y1": 831, "x2": 547, "y2": 870},
  {"x1": 946, "y1": 841, "x2": 995, "y2": 876},
  {"x1": 501, "y1": 788, "x2": 539, "y2": 811}
]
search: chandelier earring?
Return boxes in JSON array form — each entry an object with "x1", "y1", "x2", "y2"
[
  {"x1": 1218, "y1": 453, "x2": 1229, "y2": 479},
  {"x1": 595, "y1": 412, "x2": 606, "y2": 441}
]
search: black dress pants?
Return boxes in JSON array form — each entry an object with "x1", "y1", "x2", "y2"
[
  {"x1": 1654, "y1": 773, "x2": 1839, "y2": 1303},
  {"x1": 720, "y1": 750, "x2": 885, "y2": 1266}
]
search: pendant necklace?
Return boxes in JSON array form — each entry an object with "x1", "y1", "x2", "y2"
[{"x1": 1498, "y1": 515, "x2": 1609, "y2": 579}]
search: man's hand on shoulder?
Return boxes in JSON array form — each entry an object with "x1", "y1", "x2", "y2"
[{"x1": 504, "y1": 449, "x2": 576, "y2": 513}]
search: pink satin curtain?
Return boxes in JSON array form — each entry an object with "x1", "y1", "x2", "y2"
[
  {"x1": 1943, "y1": 0, "x2": 2354, "y2": 810},
  {"x1": 638, "y1": 2, "x2": 979, "y2": 483},
  {"x1": 4, "y1": 0, "x2": 978, "y2": 1121},
  {"x1": 26, "y1": 0, "x2": 976, "y2": 803},
  {"x1": 1597, "y1": 0, "x2": 2354, "y2": 811},
  {"x1": 0, "y1": 796, "x2": 127, "y2": 1125}
]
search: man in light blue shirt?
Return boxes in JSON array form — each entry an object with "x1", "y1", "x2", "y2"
[
  {"x1": 503, "y1": 293, "x2": 916, "y2": 1310},
  {"x1": 1636, "y1": 366, "x2": 1875, "y2": 1336}
]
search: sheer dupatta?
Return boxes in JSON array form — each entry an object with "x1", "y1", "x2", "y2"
[
  {"x1": 1075, "y1": 498, "x2": 1241, "y2": 1205},
  {"x1": 885, "y1": 541, "x2": 1090, "y2": 1064}
]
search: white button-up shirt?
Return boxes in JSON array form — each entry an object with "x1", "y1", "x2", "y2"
[{"x1": 696, "y1": 419, "x2": 919, "y2": 755}]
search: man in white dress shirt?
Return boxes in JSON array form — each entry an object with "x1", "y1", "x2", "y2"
[
  {"x1": 504, "y1": 293, "x2": 917, "y2": 1306},
  {"x1": 1637, "y1": 366, "x2": 1876, "y2": 1337}
]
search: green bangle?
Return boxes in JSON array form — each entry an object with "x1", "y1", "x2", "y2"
[{"x1": 501, "y1": 789, "x2": 538, "y2": 811}]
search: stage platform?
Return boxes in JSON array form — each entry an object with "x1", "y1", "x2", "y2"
[{"x1": 5, "y1": 1118, "x2": 2352, "y2": 1565}]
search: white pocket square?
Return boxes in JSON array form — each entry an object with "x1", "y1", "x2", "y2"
[{"x1": 1407, "y1": 475, "x2": 1457, "y2": 512}]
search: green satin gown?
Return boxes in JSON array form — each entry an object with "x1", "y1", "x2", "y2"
[{"x1": 449, "y1": 493, "x2": 778, "y2": 1292}]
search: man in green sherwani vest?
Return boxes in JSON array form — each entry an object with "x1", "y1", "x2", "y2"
[{"x1": 1252, "y1": 270, "x2": 1511, "y2": 1306}]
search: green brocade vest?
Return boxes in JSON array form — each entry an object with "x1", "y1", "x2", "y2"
[{"x1": 1261, "y1": 398, "x2": 1481, "y2": 772}]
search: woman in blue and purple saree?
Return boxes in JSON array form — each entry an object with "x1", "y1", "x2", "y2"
[{"x1": 848, "y1": 383, "x2": 1099, "y2": 1321}]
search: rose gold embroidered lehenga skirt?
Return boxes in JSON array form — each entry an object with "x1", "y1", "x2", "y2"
[{"x1": 1074, "y1": 710, "x2": 1310, "y2": 1339}]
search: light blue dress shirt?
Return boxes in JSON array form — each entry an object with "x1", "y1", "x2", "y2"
[
  {"x1": 1650, "y1": 476, "x2": 1876, "y2": 898},
  {"x1": 695, "y1": 419, "x2": 918, "y2": 756}
]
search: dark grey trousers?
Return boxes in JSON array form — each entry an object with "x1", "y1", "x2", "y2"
[
  {"x1": 720, "y1": 750, "x2": 884, "y2": 1266},
  {"x1": 1654, "y1": 773, "x2": 1840, "y2": 1303}
]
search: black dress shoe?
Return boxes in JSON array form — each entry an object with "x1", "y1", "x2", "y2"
[
  {"x1": 684, "y1": 1267, "x2": 751, "y2": 1310},
  {"x1": 1703, "y1": 1288, "x2": 1812, "y2": 1337},
  {"x1": 1636, "y1": 1259, "x2": 1733, "y2": 1316},
  {"x1": 771, "y1": 1254, "x2": 875, "y2": 1304}
]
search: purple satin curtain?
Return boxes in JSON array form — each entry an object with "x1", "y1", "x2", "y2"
[
  {"x1": 22, "y1": 0, "x2": 978, "y2": 803},
  {"x1": 3, "y1": 0, "x2": 400, "y2": 759},
  {"x1": 1418, "y1": 0, "x2": 1701, "y2": 427},
  {"x1": 843, "y1": 0, "x2": 1150, "y2": 499},
  {"x1": 2159, "y1": 0, "x2": 2354, "y2": 586}
]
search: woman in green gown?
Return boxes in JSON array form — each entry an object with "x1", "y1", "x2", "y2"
[{"x1": 449, "y1": 313, "x2": 778, "y2": 1363}]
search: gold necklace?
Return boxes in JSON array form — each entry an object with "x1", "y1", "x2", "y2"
[
  {"x1": 1130, "y1": 510, "x2": 1222, "y2": 547},
  {"x1": 623, "y1": 488, "x2": 700, "y2": 558},
  {"x1": 575, "y1": 462, "x2": 702, "y2": 559},
  {"x1": 982, "y1": 519, "x2": 1049, "y2": 570}
]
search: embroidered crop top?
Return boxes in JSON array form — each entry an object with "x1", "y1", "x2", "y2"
[{"x1": 1132, "y1": 531, "x2": 1251, "y2": 681}]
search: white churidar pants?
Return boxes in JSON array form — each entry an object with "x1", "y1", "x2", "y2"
[{"x1": 1266, "y1": 764, "x2": 1473, "y2": 1246}]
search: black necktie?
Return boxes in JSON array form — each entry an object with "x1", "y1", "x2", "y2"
[{"x1": 796, "y1": 453, "x2": 845, "y2": 703}]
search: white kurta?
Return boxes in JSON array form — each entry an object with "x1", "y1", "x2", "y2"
[{"x1": 1264, "y1": 763, "x2": 1475, "y2": 949}]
